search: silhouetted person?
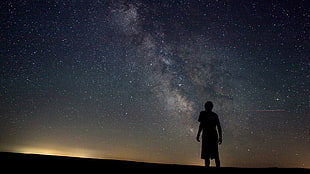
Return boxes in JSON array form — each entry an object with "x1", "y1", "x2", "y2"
[{"x1": 196, "y1": 101, "x2": 222, "y2": 167}]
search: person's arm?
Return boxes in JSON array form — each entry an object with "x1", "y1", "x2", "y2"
[
  {"x1": 217, "y1": 117, "x2": 222, "y2": 144},
  {"x1": 196, "y1": 123, "x2": 202, "y2": 142}
]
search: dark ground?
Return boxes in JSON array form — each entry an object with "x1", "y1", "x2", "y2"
[{"x1": 1, "y1": 152, "x2": 308, "y2": 173}]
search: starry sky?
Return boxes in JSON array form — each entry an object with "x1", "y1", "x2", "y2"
[{"x1": 0, "y1": 0, "x2": 309, "y2": 168}]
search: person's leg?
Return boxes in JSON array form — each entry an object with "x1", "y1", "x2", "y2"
[
  {"x1": 204, "y1": 159, "x2": 210, "y2": 167},
  {"x1": 215, "y1": 157, "x2": 221, "y2": 168}
]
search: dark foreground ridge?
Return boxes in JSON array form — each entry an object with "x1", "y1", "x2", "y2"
[{"x1": 1, "y1": 152, "x2": 308, "y2": 173}]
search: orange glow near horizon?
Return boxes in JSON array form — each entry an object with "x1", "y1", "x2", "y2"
[
  {"x1": 7, "y1": 145, "x2": 203, "y2": 166},
  {"x1": 12, "y1": 146, "x2": 101, "y2": 159}
]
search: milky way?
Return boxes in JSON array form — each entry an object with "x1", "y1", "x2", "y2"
[{"x1": 1, "y1": 0, "x2": 309, "y2": 168}]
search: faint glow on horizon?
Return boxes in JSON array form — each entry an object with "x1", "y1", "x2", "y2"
[
  {"x1": 11, "y1": 146, "x2": 103, "y2": 159},
  {"x1": 8, "y1": 145, "x2": 202, "y2": 166}
]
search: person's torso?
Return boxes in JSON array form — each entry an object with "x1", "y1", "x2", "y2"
[{"x1": 200, "y1": 111, "x2": 218, "y2": 131}]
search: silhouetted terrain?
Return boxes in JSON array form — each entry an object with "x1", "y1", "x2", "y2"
[{"x1": 1, "y1": 152, "x2": 308, "y2": 173}]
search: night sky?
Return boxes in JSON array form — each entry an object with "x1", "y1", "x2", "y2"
[{"x1": 1, "y1": 0, "x2": 309, "y2": 168}]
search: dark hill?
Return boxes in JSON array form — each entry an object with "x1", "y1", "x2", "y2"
[{"x1": 0, "y1": 152, "x2": 308, "y2": 173}]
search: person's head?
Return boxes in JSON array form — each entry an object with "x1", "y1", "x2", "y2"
[{"x1": 204, "y1": 101, "x2": 213, "y2": 111}]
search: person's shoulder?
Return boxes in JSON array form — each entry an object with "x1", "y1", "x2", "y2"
[
  {"x1": 198, "y1": 111, "x2": 205, "y2": 122},
  {"x1": 211, "y1": 112, "x2": 219, "y2": 117}
]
